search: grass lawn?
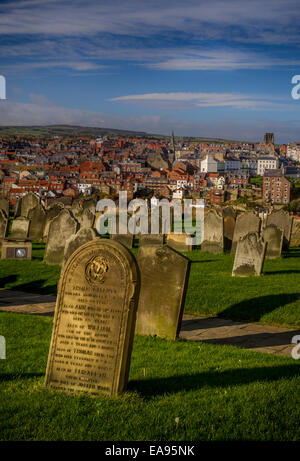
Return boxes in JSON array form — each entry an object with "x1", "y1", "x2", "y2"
[
  {"x1": 0, "y1": 312, "x2": 299, "y2": 441},
  {"x1": 0, "y1": 243, "x2": 299, "y2": 328}
]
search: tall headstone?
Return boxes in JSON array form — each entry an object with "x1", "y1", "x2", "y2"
[
  {"x1": 11, "y1": 217, "x2": 30, "y2": 238},
  {"x1": 232, "y1": 232, "x2": 266, "y2": 276},
  {"x1": 222, "y1": 206, "x2": 236, "y2": 251},
  {"x1": 166, "y1": 233, "x2": 193, "y2": 252},
  {"x1": 266, "y1": 210, "x2": 293, "y2": 250},
  {"x1": 231, "y1": 212, "x2": 261, "y2": 254},
  {"x1": 201, "y1": 209, "x2": 224, "y2": 254},
  {"x1": 63, "y1": 227, "x2": 97, "y2": 266},
  {"x1": 45, "y1": 239, "x2": 140, "y2": 396},
  {"x1": 0, "y1": 209, "x2": 8, "y2": 240},
  {"x1": 290, "y1": 218, "x2": 300, "y2": 247},
  {"x1": 21, "y1": 192, "x2": 40, "y2": 218},
  {"x1": 82, "y1": 198, "x2": 96, "y2": 215},
  {"x1": 136, "y1": 245, "x2": 190, "y2": 340},
  {"x1": 43, "y1": 203, "x2": 64, "y2": 240},
  {"x1": 76, "y1": 208, "x2": 95, "y2": 229},
  {"x1": 44, "y1": 209, "x2": 78, "y2": 265},
  {"x1": 28, "y1": 204, "x2": 46, "y2": 241},
  {"x1": 0, "y1": 198, "x2": 9, "y2": 217},
  {"x1": 262, "y1": 224, "x2": 283, "y2": 259}
]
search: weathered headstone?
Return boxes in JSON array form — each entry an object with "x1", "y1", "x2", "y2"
[
  {"x1": 43, "y1": 203, "x2": 64, "y2": 240},
  {"x1": 14, "y1": 198, "x2": 22, "y2": 218},
  {"x1": 231, "y1": 212, "x2": 261, "y2": 254},
  {"x1": 63, "y1": 227, "x2": 97, "y2": 266},
  {"x1": 266, "y1": 210, "x2": 292, "y2": 250},
  {"x1": 0, "y1": 198, "x2": 9, "y2": 217},
  {"x1": 201, "y1": 209, "x2": 224, "y2": 254},
  {"x1": 45, "y1": 239, "x2": 140, "y2": 396},
  {"x1": 290, "y1": 218, "x2": 300, "y2": 247},
  {"x1": 21, "y1": 192, "x2": 40, "y2": 218},
  {"x1": 166, "y1": 233, "x2": 193, "y2": 252},
  {"x1": 232, "y1": 232, "x2": 266, "y2": 276},
  {"x1": 82, "y1": 198, "x2": 96, "y2": 215},
  {"x1": 111, "y1": 233, "x2": 134, "y2": 249},
  {"x1": 262, "y1": 224, "x2": 283, "y2": 259},
  {"x1": 11, "y1": 217, "x2": 30, "y2": 238},
  {"x1": 0, "y1": 209, "x2": 8, "y2": 240},
  {"x1": 28, "y1": 204, "x2": 46, "y2": 241},
  {"x1": 75, "y1": 208, "x2": 95, "y2": 229},
  {"x1": 136, "y1": 245, "x2": 190, "y2": 340},
  {"x1": 1, "y1": 238, "x2": 32, "y2": 260},
  {"x1": 44, "y1": 209, "x2": 78, "y2": 265},
  {"x1": 222, "y1": 206, "x2": 236, "y2": 251},
  {"x1": 139, "y1": 234, "x2": 164, "y2": 246}
]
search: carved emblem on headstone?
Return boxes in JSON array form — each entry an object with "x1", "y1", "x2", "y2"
[{"x1": 85, "y1": 256, "x2": 109, "y2": 284}]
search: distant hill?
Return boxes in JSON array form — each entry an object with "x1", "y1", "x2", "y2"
[{"x1": 0, "y1": 124, "x2": 246, "y2": 143}]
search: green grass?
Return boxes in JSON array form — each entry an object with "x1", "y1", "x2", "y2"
[
  {"x1": 0, "y1": 312, "x2": 299, "y2": 441},
  {"x1": 0, "y1": 243, "x2": 300, "y2": 327}
]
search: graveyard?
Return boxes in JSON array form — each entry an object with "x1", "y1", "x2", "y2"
[{"x1": 0, "y1": 196, "x2": 300, "y2": 441}]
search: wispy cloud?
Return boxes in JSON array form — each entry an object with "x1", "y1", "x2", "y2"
[{"x1": 110, "y1": 91, "x2": 289, "y2": 110}]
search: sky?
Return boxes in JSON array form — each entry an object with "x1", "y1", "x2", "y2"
[{"x1": 0, "y1": 0, "x2": 300, "y2": 142}]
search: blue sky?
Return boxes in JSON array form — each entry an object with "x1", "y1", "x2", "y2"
[{"x1": 1, "y1": 0, "x2": 300, "y2": 142}]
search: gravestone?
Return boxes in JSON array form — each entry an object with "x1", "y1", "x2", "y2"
[
  {"x1": 222, "y1": 206, "x2": 236, "y2": 251},
  {"x1": 11, "y1": 217, "x2": 30, "y2": 238},
  {"x1": 76, "y1": 208, "x2": 95, "y2": 229},
  {"x1": 0, "y1": 209, "x2": 8, "y2": 240},
  {"x1": 136, "y1": 245, "x2": 190, "y2": 340},
  {"x1": 44, "y1": 209, "x2": 78, "y2": 265},
  {"x1": 21, "y1": 192, "x2": 40, "y2": 218},
  {"x1": 111, "y1": 233, "x2": 134, "y2": 249},
  {"x1": 14, "y1": 199, "x2": 22, "y2": 218},
  {"x1": 63, "y1": 227, "x2": 97, "y2": 266},
  {"x1": 231, "y1": 212, "x2": 260, "y2": 254},
  {"x1": 43, "y1": 203, "x2": 64, "y2": 240},
  {"x1": 266, "y1": 210, "x2": 293, "y2": 250},
  {"x1": 166, "y1": 233, "x2": 193, "y2": 252},
  {"x1": 139, "y1": 234, "x2": 164, "y2": 247},
  {"x1": 45, "y1": 239, "x2": 140, "y2": 396},
  {"x1": 28, "y1": 204, "x2": 46, "y2": 241},
  {"x1": 290, "y1": 218, "x2": 300, "y2": 247},
  {"x1": 201, "y1": 209, "x2": 224, "y2": 253},
  {"x1": 82, "y1": 198, "x2": 96, "y2": 215},
  {"x1": 1, "y1": 238, "x2": 32, "y2": 260},
  {"x1": 0, "y1": 198, "x2": 9, "y2": 217},
  {"x1": 232, "y1": 232, "x2": 266, "y2": 276},
  {"x1": 262, "y1": 224, "x2": 283, "y2": 259}
]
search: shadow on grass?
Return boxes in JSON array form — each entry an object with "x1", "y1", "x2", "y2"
[
  {"x1": 8, "y1": 279, "x2": 57, "y2": 297},
  {"x1": 0, "y1": 372, "x2": 44, "y2": 382},
  {"x1": 129, "y1": 364, "x2": 300, "y2": 397},
  {"x1": 0, "y1": 275, "x2": 18, "y2": 288},
  {"x1": 218, "y1": 293, "x2": 300, "y2": 323},
  {"x1": 191, "y1": 260, "x2": 222, "y2": 264},
  {"x1": 264, "y1": 270, "x2": 300, "y2": 275}
]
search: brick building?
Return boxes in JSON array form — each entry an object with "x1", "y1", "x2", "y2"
[{"x1": 263, "y1": 170, "x2": 290, "y2": 205}]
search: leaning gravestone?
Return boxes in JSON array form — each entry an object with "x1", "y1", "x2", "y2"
[
  {"x1": 232, "y1": 232, "x2": 266, "y2": 276},
  {"x1": 290, "y1": 218, "x2": 300, "y2": 247},
  {"x1": 11, "y1": 217, "x2": 30, "y2": 238},
  {"x1": 43, "y1": 203, "x2": 64, "y2": 240},
  {"x1": 45, "y1": 239, "x2": 140, "y2": 396},
  {"x1": 222, "y1": 206, "x2": 236, "y2": 251},
  {"x1": 166, "y1": 233, "x2": 193, "y2": 252},
  {"x1": 44, "y1": 209, "x2": 78, "y2": 265},
  {"x1": 0, "y1": 209, "x2": 8, "y2": 240},
  {"x1": 201, "y1": 209, "x2": 224, "y2": 254},
  {"x1": 82, "y1": 198, "x2": 96, "y2": 215},
  {"x1": 63, "y1": 227, "x2": 97, "y2": 266},
  {"x1": 75, "y1": 208, "x2": 95, "y2": 229},
  {"x1": 28, "y1": 204, "x2": 46, "y2": 241},
  {"x1": 266, "y1": 210, "x2": 293, "y2": 250},
  {"x1": 136, "y1": 245, "x2": 190, "y2": 340},
  {"x1": 262, "y1": 224, "x2": 283, "y2": 259},
  {"x1": 231, "y1": 211, "x2": 260, "y2": 254},
  {"x1": 0, "y1": 198, "x2": 9, "y2": 217},
  {"x1": 21, "y1": 192, "x2": 40, "y2": 218},
  {"x1": 139, "y1": 234, "x2": 164, "y2": 246}
]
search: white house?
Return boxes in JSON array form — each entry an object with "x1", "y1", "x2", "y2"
[
  {"x1": 200, "y1": 155, "x2": 218, "y2": 173},
  {"x1": 257, "y1": 157, "x2": 278, "y2": 176}
]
